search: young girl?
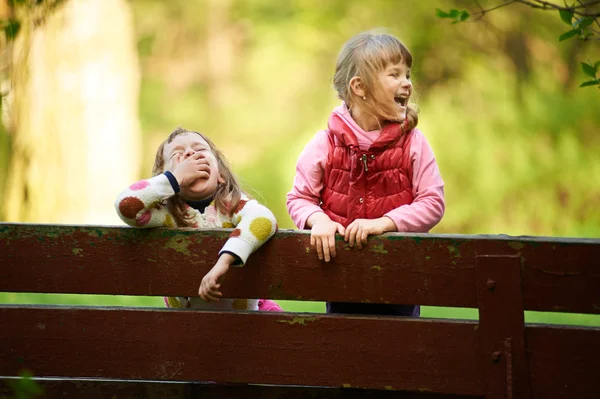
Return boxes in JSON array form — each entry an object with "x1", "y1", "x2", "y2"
[
  {"x1": 116, "y1": 127, "x2": 282, "y2": 312},
  {"x1": 286, "y1": 31, "x2": 445, "y2": 317}
]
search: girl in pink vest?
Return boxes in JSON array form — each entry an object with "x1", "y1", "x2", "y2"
[
  {"x1": 116, "y1": 127, "x2": 282, "y2": 312},
  {"x1": 286, "y1": 31, "x2": 445, "y2": 316}
]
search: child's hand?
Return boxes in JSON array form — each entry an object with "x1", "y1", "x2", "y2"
[
  {"x1": 171, "y1": 152, "x2": 211, "y2": 188},
  {"x1": 198, "y1": 254, "x2": 234, "y2": 301},
  {"x1": 308, "y1": 213, "x2": 345, "y2": 262},
  {"x1": 345, "y1": 217, "x2": 396, "y2": 249}
]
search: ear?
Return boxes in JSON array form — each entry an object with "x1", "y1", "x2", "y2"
[
  {"x1": 349, "y1": 76, "x2": 365, "y2": 97},
  {"x1": 218, "y1": 175, "x2": 226, "y2": 185}
]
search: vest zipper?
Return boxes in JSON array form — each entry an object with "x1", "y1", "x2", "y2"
[{"x1": 361, "y1": 154, "x2": 368, "y2": 172}]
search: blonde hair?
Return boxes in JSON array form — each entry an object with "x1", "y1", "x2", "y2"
[
  {"x1": 333, "y1": 30, "x2": 418, "y2": 130},
  {"x1": 152, "y1": 127, "x2": 242, "y2": 227}
]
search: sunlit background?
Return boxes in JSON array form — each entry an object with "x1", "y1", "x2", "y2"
[{"x1": 1, "y1": 0, "x2": 598, "y2": 325}]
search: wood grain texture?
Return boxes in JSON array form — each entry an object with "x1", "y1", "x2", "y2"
[
  {"x1": 0, "y1": 378, "x2": 482, "y2": 399},
  {"x1": 476, "y1": 256, "x2": 530, "y2": 399},
  {"x1": 1, "y1": 224, "x2": 599, "y2": 313},
  {"x1": 0, "y1": 306, "x2": 484, "y2": 395},
  {"x1": 526, "y1": 325, "x2": 600, "y2": 399}
]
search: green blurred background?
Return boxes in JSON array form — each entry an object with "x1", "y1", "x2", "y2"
[{"x1": 0, "y1": 0, "x2": 598, "y2": 326}]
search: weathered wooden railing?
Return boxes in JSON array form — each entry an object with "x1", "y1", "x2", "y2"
[{"x1": 0, "y1": 223, "x2": 599, "y2": 398}]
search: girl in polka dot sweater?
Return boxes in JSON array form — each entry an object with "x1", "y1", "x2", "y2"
[{"x1": 115, "y1": 127, "x2": 281, "y2": 312}]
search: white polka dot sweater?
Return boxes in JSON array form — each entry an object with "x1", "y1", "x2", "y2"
[
  {"x1": 116, "y1": 174, "x2": 277, "y2": 264},
  {"x1": 115, "y1": 174, "x2": 277, "y2": 310}
]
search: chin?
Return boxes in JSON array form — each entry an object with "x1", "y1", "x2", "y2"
[
  {"x1": 397, "y1": 109, "x2": 407, "y2": 122},
  {"x1": 182, "y1": 183, "x2": 217, "y2": 201}
]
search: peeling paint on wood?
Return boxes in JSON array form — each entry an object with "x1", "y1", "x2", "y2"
[
  {"x1": 508, "y1": 242, "x2": 524, "y2": 250},
  {"x1": 277, "y1": 316, "x2": 317, "y2": 326},
  {"x1": 0, "y1": 307, "x2": 483, "y2": 394},
  {"x1": 370, "y1": 244, "x2": 388, "y2": 254},
  {"x1": 1, "y1": 223, "x2": 599, "y2": 313}
]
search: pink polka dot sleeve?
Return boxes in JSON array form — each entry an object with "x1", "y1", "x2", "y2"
[{"x1": 115, "y1": 174, "x2": 176, "y2": 228}]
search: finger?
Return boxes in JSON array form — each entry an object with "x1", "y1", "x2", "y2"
[
  {"x1": 361, "y1": 229, "x2": 369, "y2": 246},
  {"x1": 322, "y1": 237, "x2": 331, "y2": 262},
  {"x1": 336, "y1": 223, "x2": 346, "y2": 236},
  {"x1": 199, "y1": 287, "x2": 207, "y2": 301},
  {"x1": 356, "y1": 228, "x2": 363, "y2": 249},
  {"x1": 357, "y1": 227, "x2": 367, "y2": 249},
  {"x1": 201, "y1": 283, "x2": 220, "y2": 301},
  {"x1": 328, "y1": 234, "x2": 336, "y2": 258},
  {"x1": 348, "y1": 225, "x2": 359, "y2": 247},
  {"x1": 196, "y1": 171, "x2": 210, "y2": 180},
  {"x1": 344, "y1": 222, "x2": 354, "y2": 242},
  {"x1": 310, "y1": 234, "x2": 315, "y2": 248},
  {"x1": 208, "y1": 281, "x2": 221, "y2": 292},
  {"x1": 204, "y1": 292, "x2": 220, "y2": 302},
  {"x1": 315, "y1": 238, "x2": 323, "y2": 260}
]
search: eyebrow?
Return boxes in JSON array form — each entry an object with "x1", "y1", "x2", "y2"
[
  {"x1": 389, "y1": 65, "x2": 410, "y2": 72},
  {"x1": 168, "y1": 145, "x2": 184, "y2": 157},
  {"x1": 168, "y1": 142, "x2": 207, "y2": 157}
]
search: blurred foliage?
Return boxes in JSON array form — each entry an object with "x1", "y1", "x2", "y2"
[
  {"x1": 130, "y1": 0, "x2": 600, "y2": 237},
  {"x1": 436, "y1": 0, "x2": 600, "y2": 88},
  {"x1": 5, "y1": 369, "x2": 43, "y2": 399}
]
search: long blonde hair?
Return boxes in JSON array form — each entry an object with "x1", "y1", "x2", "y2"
[
  {"x1": 152, "y1": 127, "x2": 242, "y2": 227},
  {"x1": 333, "y1": 30, "x2": 418, "y2": 131}
]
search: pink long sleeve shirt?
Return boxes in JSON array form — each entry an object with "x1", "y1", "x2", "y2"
[{"x1": 286, "y1": 104, "x2": 445, "y2": 232}]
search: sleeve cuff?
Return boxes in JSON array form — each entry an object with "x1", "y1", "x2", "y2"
[
  {"x1": 163, "y1": 171, "x2": 180, "y2": 193},
  {"x1": 219, "y1": 237, "x2": 254, "y2": 266},
  {"x1": 219, "y1": 237, "x2": 253, "y2": 266},
  {"x1": 220, "y1": 251, "x2": 243, "y2": 266},
  {"x1": 146, "y1": 174, "x2": 177, "y2": 199}
]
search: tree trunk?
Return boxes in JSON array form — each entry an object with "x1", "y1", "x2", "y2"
[{"x1": 2, "y1": 0, "x2": 141, "y2": 224}]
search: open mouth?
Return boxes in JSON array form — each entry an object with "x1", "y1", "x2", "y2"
[{"x1": 394, "y1": 94, "x2": 408, "y2": 107}]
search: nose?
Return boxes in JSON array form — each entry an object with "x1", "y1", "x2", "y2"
[
  {"x1": 401, "y1": 78, "x2": 412, "y2": 89},
  {"x1": 184, "y1": 149, "x2": 195, "y2": 158}
]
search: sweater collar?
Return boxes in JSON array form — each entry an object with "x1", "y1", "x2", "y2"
[
  {"x1": 328, "y1": 103, "x2": 405, "y2": 151},
  {"x1": 186, "y1": 196, "x2": 214, "y2": 214}
]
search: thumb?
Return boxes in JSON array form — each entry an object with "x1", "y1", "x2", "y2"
[{"x1": 336, "y1": 223, "x2": 345, "y2": 235}]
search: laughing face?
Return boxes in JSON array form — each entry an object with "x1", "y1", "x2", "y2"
[{"x1": 379, "y1": 61, "x2": 412, "y2": 121}]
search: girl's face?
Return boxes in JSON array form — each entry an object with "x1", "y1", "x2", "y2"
[
  {"x1": 378, "y1": 61, "x2": 412, "y2": 121},
  {"x1": 163, "y1": 133, "x2": 224, "y2": 201}
]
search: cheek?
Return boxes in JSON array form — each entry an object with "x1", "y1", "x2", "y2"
[{"x1": 166, "y1": 159, "x2": 176, "y2": 171}]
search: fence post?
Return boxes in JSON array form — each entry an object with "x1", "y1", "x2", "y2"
[{"x1": 476, "y1": 255, "x2": 531, "y2": 399}]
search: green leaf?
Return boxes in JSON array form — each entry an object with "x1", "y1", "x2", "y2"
[
  {"x1": 559, "y1": 29, "x2": 579, "y2": 41},
  {"x1": 580, "y1": 62, "x2": 597, "y2": 78},
  {"x1": 579, "y1": 79, "x2": 599, "y2": 88},
  {"x1": 559, "y1": 9, "x2": 573, "y2": 25},
  {"x1": 573, "y1": 17, "x2": 594, "y2": 29},
  {"x1": 437, "y1": 8, "x2": 469, "y2": 23},
  {"x1": 3, "y1": 20, "x2": 20, "y2": 40},
  {"x1": 594, "y1": 61, "x2": 600, "y2": 69},
  {"x1": 435, "y1": 9, "x2": 450, "y2": 18},
  {"x1": 458, "y1": 10, "x2": 470, "y2": 22}
]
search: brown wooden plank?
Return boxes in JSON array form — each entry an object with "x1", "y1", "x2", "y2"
[
  {"x1": 1, "y1": 223, "x2": 599, "y2": 312},
  {"x1": 526, "y1": 325, "x2": 600, "y2": 399},
  {"x1": 0, "y1": 306, "x2": 484, "y2": 395},
  {"x1": 475, "y1": 256, "x2": 530, "y2": 399},
  {"x1": 0, "y1": 378, "x2": 482, "y2": 399}
]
